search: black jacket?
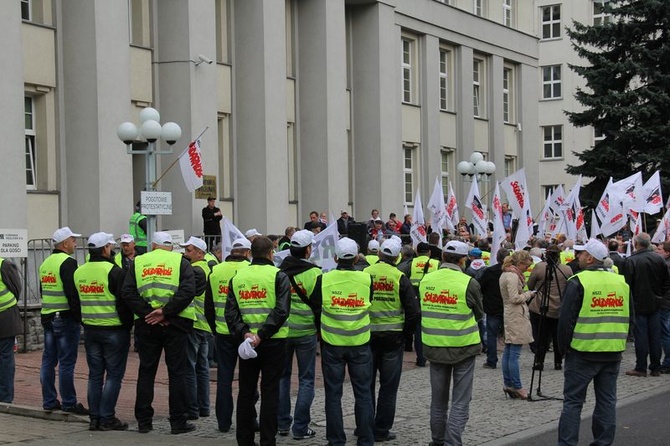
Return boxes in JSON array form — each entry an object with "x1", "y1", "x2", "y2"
[
  {"x1": 225, "y1": 257, "x2": 291, "y2": 341},
  {"x1": 0, "y1": 259, "x2": 23, "y2": 338},
  {"x1": 82, "y1": 254, "x2": 133, "y2": 330},
  {"x1": 202, "y1": 205, "x2": 222, "y2": 235},
  {"x1": 478, "y1": 263, "x2": 504, "y2": 316},
  {"x1": 623, "y1": 249, "x2": 670, "y2": 315}
]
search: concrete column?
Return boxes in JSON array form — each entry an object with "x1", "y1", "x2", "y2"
[
  {"x1": 61, "y1": 0, "x2": 133, "y2": 236},
  {"x1": 297, "y1": 0, "x2": 348, "y2": 217},
  {"x1": 454, "y1": 45, "x2": 474, "y2": 203},
  {"x1": 489, "y1": 55, "x2": 505, "y2": 184},
  {"x1": 233, "y1": 0, "x2": 289, "y2": 233},
  {"x1": 350, "y1": 2, "x2": 402, "y2": 219},
  {"x1": 0, "y1": 2, "x2": 27, "y2": 229},
  {"x1": 421, "y1": 34, "x2": 441, "y2": 197},
  {"x1": 518, "y1": 62, "x2": 540, "y2": 209}
]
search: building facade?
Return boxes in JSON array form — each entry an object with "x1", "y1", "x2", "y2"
[{"x1": 3, "y1": 0, "x2": 544, "y2": 239}]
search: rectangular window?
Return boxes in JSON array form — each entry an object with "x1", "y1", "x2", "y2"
[
  {"x1": 403, "y1": 146, "x2": 415, "y2": 204},
  {"x1": 286, "y1": 0, "x2": 295, "y2": 77},
  {"x1": 503, "y1": 0, "x2": 513, "y2": 27},
  {"x1": 287, "y1": 122, "x2": 297, "y2": 202},
  {"x1": 503, "y1": 67, "x2": 512, "y2": 123},
  {"x1": 215, "y1": 0, "x2": 230, "y2": 63},
  {"x1": 542, "y1": 65, "x2": 562, "y2": 99},
  {"x1": 439, "y1": 49, "x2": 449, "y2": 111},
  {"x1": 541, "y1": 5, "x2": 561, "y2": 40},
  {"x1": 543, "y1": 125, "x2": 563, "y2": 159},
  {"x1": 543, "y1": 184, "x2": 560, "y2": 199},
  {"x1": 504, "y1": 156, "x2": 516, "y2": 178},
  {"x1": 25, "y1": 96, "x2": 36, "y2": 189},
  {"x1": 402, "y1": 38, "x2": 413, "y2": 103},
  {"x1": 473, "y1": 59, "x2": 483, "y2": 118},
  {"x1": 21, "y1": 0, "x2": 31, "y2": 20},
  {"x1": 130, "y1": 0, "x2": 151, "y2": 47},
  {"x1": 474, "y1": 0, "x2": 483, "y2": 16},
  {"x1": 218, "y1": 114, "x2": 233, "y2": 199},
  {"x1": 593, "y1": 1, "x2": 611, "y2": 26},
  {"x1": 441, "y1": 150, "x2": 454, "y2": 199}
]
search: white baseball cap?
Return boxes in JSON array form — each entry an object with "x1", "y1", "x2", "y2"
[
  {"x1": 52, "y1": 227, "x2": 81, "y2": 244},
  {"x1": 120, "y1": 233, "x2": 135, "y2": 244},
  {"x1": 574, "y1": 238, "x2": 608, "y2": 261},
  {"x1": 152, "y1": 231, "x2": 173, "y2": 246},
  {"x1": 245, "y1": 228, "x2": 262, "y2": 238},
  {"x1": 238, "y1": 337, "x2": 258, "y2": 360},
  {"x1": 444, "y1": 240, "x2": 469, "y2": 256},
  {"x1": 367, "y1": 240, "x2": 380, "y2": 253},
  {"x1": 290, "y1": 229, "x2": 314, "y2": 248},
  {"x1": 336, "y1": 237, "x2": 358, "y2": 259},
  {"x1": 179, "y1": 236, "x2": 207, "y2": 252},
  {"x1": 380, "y1": 239, "x2": 402, "y2": 258},
  {"x1": 232, "y1": 237, "x2": 252, "y2": 250},
  {"x1": 87, "y1": 232, "x2": 115, "y2": 249}
]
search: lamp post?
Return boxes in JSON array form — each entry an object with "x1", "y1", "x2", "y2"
[
  {"x1": 456, "y1": 152, "x2": 496, "y2": 182},
  {"x1": 117, "y1": 107, "x2": 181, "y2": 251}
]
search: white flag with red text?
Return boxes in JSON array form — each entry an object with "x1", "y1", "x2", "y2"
[
  {"x1": 179, "y1": 138, "x2": 204, "y2": 192},
  {"x1": 465, "y1": 175, "x2": 488, "y2": 237},
  {"x1": 594, "y1": 178, "x2": 613, "y2": 222},
  {"x1": 490, "y1": 182, "x2": 506, "y2": 265},
  {"x1": 445, "y1": 181, "x2": 459, "y2": 232},
  {"x1": 427, "y1": 177, "x2": 447, "y2": 232},
  {"x1": 643, "y1": 170, "x2": 664, "y2": 215},
  {"x1": 500, "y1": 168, "x2": 530, "y2": 219},
  {"x1": 410, "y1": 191, "x2": 427, "y2": 245}
]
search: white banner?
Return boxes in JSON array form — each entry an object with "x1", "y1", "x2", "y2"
[
  {"x1": 274, "y1": 222, "x2": 339, "y2": 272},
  {"x1": 179, "y1": 138, "x2": 204, "y2": 192},
  {"x1": 221, "y1": 217, "x2": 246, "y2": 258}
]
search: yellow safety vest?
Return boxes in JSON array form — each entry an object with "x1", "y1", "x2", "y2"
[
  {"x1": 209, "y1": 259, "x2": 250, "y2": 335},
  {"x1": 285, "y1": 267, "x2": 322, "y2": 338},
  {"x1": 481, "y1": 251, "x2": 491, "y2": 266},
  {"x1": 420, "y1": 268, "x2": 480, "y2": 347},
  {"x1": 0, "y1": 258, "x2": 18, "y2": 312},
  {"x1": 40, "y1": 252, "x2": 73, "y2": 315},
  {"x1": 232, "y1": 264, "x2": 288, "y2": 339},
  {"x1": 75, "y1": 261, "x2": 122, "y2": 326},
  {"x1": 192, "y1": 260, "x2": 212, "y2": 332},
  {"x1": 129, "y1": 213, "x2": 147, "y2": 247},
  {"x1": 409, "y1": 256, "x2": 439, "y2": 288},
  {"x1": 364, "y1": 261, "x2": 404, "y2": 332},
  {"x1": 134, "y1": 249, "x2": 195, "y2": 321},
  {"x1": 320, "y1": 269, "x2": 372, "y2": 346},
  {"x1": 570, "y1": 270, "x2": 630, "y2": 353},
  {"x1": 365, "y1": 255, "x2": 379, "y2": 266}
]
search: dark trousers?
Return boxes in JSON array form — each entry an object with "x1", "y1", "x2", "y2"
[
  {"x1": 529, "y1": 311, "x2": 562, "y2": 366},
  {"x1": 371, "y1": 339, "x2": 403, "y2": 438},
  {"x1": 134, "y1": 321, "x2": 191, "y2": 429},
  {"x1": 237, "y1": 338, "x2": 286, "y2": 446}
]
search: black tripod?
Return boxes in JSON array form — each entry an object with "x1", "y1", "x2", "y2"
[{"x1": 528, "y1": 254, "x2": 568, "y2": 402}]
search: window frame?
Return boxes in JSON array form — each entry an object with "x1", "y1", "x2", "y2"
[
  {"x1": 473, "y1": 0, "x2": 483, "y2": 16},
  {"x1": 21, "y1": 0, "x2": 31, "y2": 21},
  {"x1": 541, "y1": 64, "x2": 562, "y2": 100},
  {"x1": 503, "y1": 67, "x2": 513, "y2": 123},
  {"x1": 401, "y1": 37, "x2": 415, "y2": 104},
  {"x1": 593, "y1": 0, "x2": 611, "y2": 26},
  {"x1": 403, "y1": 145, "x2": 417, "y2": 205},
  {"x1": 473, "y1": 58, "x2": 485, "y2": 118},
  {"x1": 440, "y1": 148, "x2": 454, "y2": 200},
  {"x1": 439, "y1": 48, "x2": 451, "y2": 111},
  {"x1": 503, "y1": 0, "x2": 513, "y2": 27},
  {"x1": 542, "y1": 125, "x2": 563, "y2": 159},
  {"x1": 541, "y1": 4, "x2": 561, "y2": 40},
  {"x1": 25, "y1": 96, "x2": 37, "y2": 190}
]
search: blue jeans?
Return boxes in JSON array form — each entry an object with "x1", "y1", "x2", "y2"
[
  {"x1": 485, "y1": 314, "x2": 503, "y2": 367},
  {"x1": 633, "y1": 312, "x2": 662, "y2": 372},
  {"x1": 321, "y1": 342, "x2": 374, "y2": 446},
  {"x1": 84, "y1": 328, "x2": 130, "y2": 422},
  {"x1": 186, "y1": 329, "x2": 211, "y2": 417},
  {"x1": 371, "y1": 340, "x2": 403, "y2": 438},
  {"x1": 215, "y1": 334, "x2": 238, "y2": 431},
  {"x1": 659, "y1": 309, "x2": 670, "y2": 367},
  {"x1": 501, "y1": 344, "x2": 522, "y2": 389},
  {"x1": 278, "y1": 334, "x2": 317, "y2": 436},
  {"x1": 557, "y1": 353, "x2": 620, "y2": 446},
  {"x1": 40, "y1": 315, "x2": 81, "y2": 409},
  {"x1": 414, "y1": 323, "x2": 425, "y2": 365},
  {"x1": 0, "y1": 336, "x2": 15, "y2": 403},
  {"x1": 429, "y1": 357, "x2": 476, "y2": 446}
]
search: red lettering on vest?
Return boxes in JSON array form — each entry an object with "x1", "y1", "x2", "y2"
[
  {"x1": 218, "y1": 284, "x2": 229, "y2": 295},
  {"x1": 423, "y1": 291, "x2": 458, "y2": 305},
  {"x1": 41, "y1": 273, "x2": 57, "y2": 284},
  {"x1": 373, "y1": 278, "x2": 395, "y2": 292},
  {"x1": 142, "y1": 263, "x2": 174, "y2": 278},
  {"x1": 239, "y1": 285, "x2": 268, "y2": 300},
  {"x1": 79, "y1": 282, "x2": 105, "y2": 294},
  {"x1": 331, "y1": 293, "x2": 366, "y2": 308},
  {"x1": 590, "y1": 292, "x2": 624, "y2": 308}
]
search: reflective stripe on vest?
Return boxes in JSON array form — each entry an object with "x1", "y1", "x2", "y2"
[
  {"x1": 320, "y1": 269, "x2": 372, "y2": 346},
  {"x1": 75, "y1": 261, "x2": 121, "y2": 326},
  {"x1": 409, "y1": 256, "x2": 439, "y2": 287},
  {"x1": 232, "y1": 264, "x2": 288, "y2": 339},
  {"x1": 134, "y1": 249, "x2": 195, "y2": 321},
  {"x1": 40, "y1": 252, "x2": 73, "y2": 314},
  {"x1": 129, "y1": 213, "x2": 147, "y2": 247},
  {"x1": 0, "y1": 259, "x2": 17, "y2": 312},
  {"x1": 209, "y1": 259, "x2": 250, "y2": 335},
  {"x1": 570, "y1": 270, "x2": 630, "y2": 353},
  {"x1": 286, "y1": 267, "x2": 322, "y2": 338},
  {"x1": 364, "y1": 261, "x2": 404, "y2": 332},
  {"x1": 192, "y1": 260, "x2": 212, "y2": 332},
  {"x1": 419, "y1": 268, "x2": 480, "y2": 347}
]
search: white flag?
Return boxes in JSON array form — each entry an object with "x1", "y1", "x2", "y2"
[
  {"x1": 537, "y1": 192, "x2": 552, "y2": 238},
  {"x1": 221, "y1": 217, "x2": 245, "y2": 258},
  {"x1": 427, "y1": 177, "x2": 447, "y2": 231},
  {"x1": 465, "y1": 175, "x2": 488, "y2": 238},
  {"x1": 410, "y1": 191, "x2": 427, "y2": 245},
  {"x1": 563, "y1": 177, "x2": 582, "y2": 241},
  {"x1": 445, "y1": 181, "x2": 459, "y2": 232},
  {"x1": 599, "y1": 199, "x2": 626, "y2": 237},
  {"x1": 178, "y1": 138, "x2": 204, "y2": 192},
  {"x1": 500, "y1": 168, "x2": 530, "y2": 219},
  {"x1": 652, "y1": 210, "x2": 670, "y2": 243},
  {"x1": 490, "y1": 183, "x2": 506, "y2": 265},
  {"x1": 612, "y1": 172, "x2": 645, "y2": 213},
  {"x1": 643, "y1": 170, "x2": 664, "y2": 215},
  {"x1": 590, "y1": 209, "x2": 601, "y2": 238},
  {"x1": 594, "y1": 178, "x2": 613, "y2": 222}
]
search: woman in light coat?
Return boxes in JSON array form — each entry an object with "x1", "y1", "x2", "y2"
[{"x1": 499, "y1": 250, "x2": 535, "y2": 399}]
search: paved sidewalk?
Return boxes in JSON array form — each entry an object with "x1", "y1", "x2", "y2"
[{"x1": 6, "y1": 342, "x2": 670, "y2": 445}]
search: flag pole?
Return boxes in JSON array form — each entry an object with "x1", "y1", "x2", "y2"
[{"x1": 152, "y1": 127, "x2": 209, "y2": 189}]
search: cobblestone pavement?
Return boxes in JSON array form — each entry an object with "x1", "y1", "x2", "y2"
[{"x1": 7, "y1": 342, "x2": 670, "y2": 445}]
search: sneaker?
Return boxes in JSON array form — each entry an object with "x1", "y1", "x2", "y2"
[
  {"x1": 99, "y1": 418, "x2": 129, "y2": 431},
  {"x1": 89, "y1": 419, "x2": 99, "y2": 431},
  {"x1": 650, "y1": 370, "x2": 661, "y2": 377},
  {"x1": 44, "y1": 400, "x2": 62, "y2": 413},
  {"x1": 171, "y1": 422, "x2": 196, "y2": 435},
  {"x1": 199, "y1": 410, "x2": 210, "y2": 417},
  {"x1": 625, "y1": 369, "x2": 647, "y2": 377},
  {"x1": 279, "y1": 428, "x2": 290, "y2": 436},
  {"x1": 138, "y1": 423, "x2": 153, "y2": 434},
  {"x1": 62, "y1": 403, "x2": 89, "y2": 415},
  {"x1": 482, "y1": 363, "x2": 496, "y2": 369},
  {"x1": 293, "y1": 428, "x2": 317, "y2": 440}
]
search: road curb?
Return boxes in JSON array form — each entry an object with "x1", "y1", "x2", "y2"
[{"x1": 0, "y1": 402, "x2": 88, "y2": 424}]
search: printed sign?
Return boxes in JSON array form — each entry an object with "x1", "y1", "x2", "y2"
[
  {"x1": 0, "y1": 229, "x2": 28, "y2": 257},
  {"x1": 141, "y1": 191, "x2": 173, "y2": 215}
]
